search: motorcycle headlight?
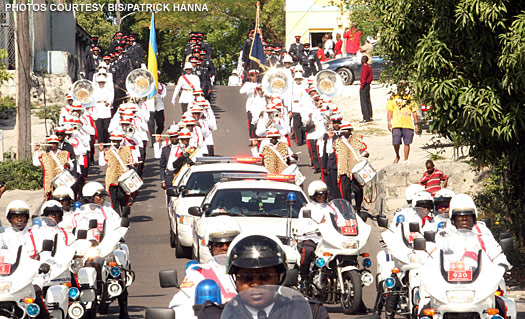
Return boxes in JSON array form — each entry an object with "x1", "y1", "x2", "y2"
[
  {"x1": 446, "y1": 290, "x2": 475, "y2": 303},
  {"x1": 68, "y1": 287, "x2": 80, "y2": 300},
  {"x1": 342, "y1": 240, "x2": 359, "y2": 249},
  {"x1": 26, "y1": 303, "x2": 40, "y2": 317},
  {"x1": 315, "y1": 257, "x2": 326, "y2": 267},
  {"x1": 384, "y1": 277, "x2": 395, "y2": 289},
  {"x1": 362, "y1": 257, "x2": 372, "y2": 268}
]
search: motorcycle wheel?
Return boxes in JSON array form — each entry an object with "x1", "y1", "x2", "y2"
[{"x1": 340, "y1": 270, "x2": 363, "y2": 315}]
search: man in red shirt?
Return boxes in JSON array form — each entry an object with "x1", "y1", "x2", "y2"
[
  {"x1": 420, "y1": 160, "x2": 449, "y2": 196},
  {"x1": 343, "y1": 26, "x2": 361, "y2": 56},
  {"x1": 359, "y1": 56, "x2": 373, "y2": 123}
]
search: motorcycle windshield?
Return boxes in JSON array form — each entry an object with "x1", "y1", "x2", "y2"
[
  {"x1": 437, "y1": 230, "x2": 483, "y2": 284},
  {"x1": 220, "y1": 285, "x2": 312, "y2": 319},
  {"x1": 329, "y1": 199, "x2": 359, "y2": 236},
  {"x1": 0, "y1": 227, "x2": 24, "y2": 276}
]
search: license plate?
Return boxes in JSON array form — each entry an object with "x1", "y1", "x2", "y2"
[
  {"x1": 448, "y1": 270, "x2": 472, "y2": 281},
  {"x1": 0, "y1": 264, "x2": 10, "y2": 275},
  {"x1": 341, "y1": 226, "x2": 357, "y2": 235}
]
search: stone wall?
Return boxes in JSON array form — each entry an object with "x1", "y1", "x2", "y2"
[
  {"x1": 373, "y1": 160, "x2": 489, "y2": 218},
  {"x1": 0, "y1": 71, "x2": 72, "y2": 107}
]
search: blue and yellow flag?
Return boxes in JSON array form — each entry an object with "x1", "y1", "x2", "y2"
[{"x1": 147, "y1": 13, "x2": 158, "y2": 99}]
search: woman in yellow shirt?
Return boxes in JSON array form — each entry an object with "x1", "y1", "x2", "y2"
[{"x1": 386, "y1": 94, "x2": 419, "y2": 163}]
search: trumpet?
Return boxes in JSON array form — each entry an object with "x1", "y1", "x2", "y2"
[
  {"x1": 72, "y1": 80, "x2": 94, "y2": 104},
  {"x1": 125, "y1": 69, "x2": 155, "y2": 98},
  {"x1": 125, "y1": 126, "x2": 135, "y2": 138},
  {"x1": 72, "y1": 123, "x2": 81, "y2": 131}
]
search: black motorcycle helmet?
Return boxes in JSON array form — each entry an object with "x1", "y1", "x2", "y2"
[{"x1": 226, "y1": 234, "x2": 287, "y2": 282}]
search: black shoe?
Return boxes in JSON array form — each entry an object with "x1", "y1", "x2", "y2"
[
  {"x1": 359, "y1": 120, "x2": 368, "y2": 123},
  {"x1": 314, "y1": 168, "x2": 321, "y2": 174}
]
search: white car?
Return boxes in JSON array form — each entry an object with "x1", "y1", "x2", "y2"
[
  {"x1": 167, "y1": 157, "x2": 267, "y2": 258},
  {"x1": 188, "y1": 173, "x2": 309, "y2": 264}
]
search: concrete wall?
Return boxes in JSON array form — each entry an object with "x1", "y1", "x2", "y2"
[
  {"x1": 373, "y1": 161, "x2": 490, "y2": 218},
  {"x1": 32, "y1": 1, "x2": 76, "y2": 54}
]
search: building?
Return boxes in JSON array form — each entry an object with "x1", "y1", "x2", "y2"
[
  {"x1": 285, "y1": 0, "x2": 351, "y2": 50},
  {"x1": 0, "y1": 0, "x2": 90, "y2": 80}
]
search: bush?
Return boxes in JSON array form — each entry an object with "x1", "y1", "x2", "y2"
[
  {"x1": 0, "y1": 159, "x2": 42, "y2": 190},
  {"x1": 34, "y1": 104, "x2": 61, "y2": 128},
  {"x1": 0, "y1": 97, "x2": 16, "y2": 120}
]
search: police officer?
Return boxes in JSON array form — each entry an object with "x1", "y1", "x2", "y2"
[
  {"x1": 159, "y1": 127, "x2": 182, "y2": 189},
  {"x1": 301, "y1": 43, "x2": 322, "y2": 77},
  {"x1": 109, "y1": 31, "x2": 124, "y2": 52},
  {"x1": 127, "y1": 35, "x2": 145, "y2": 69},
  {"x1": 320, "y1": 115, "x2": 343, "y2": 200},
  {"x1": 84, "y1": 46, "x2": 102, "y2": 81},
  {"x1": 197, "y1": 233, "x2": 330, "y2": 318},
  {"x1": 288, "y1": 35, "x2": 304, "y2": 64}
]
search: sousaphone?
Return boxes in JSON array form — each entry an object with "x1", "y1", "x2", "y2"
[
  {"x1": 315, "y1": 70, "x2": 343, "y2": 98},
  {"x1": 125, "y1": 69, "x2": 156, "y2": 98}
]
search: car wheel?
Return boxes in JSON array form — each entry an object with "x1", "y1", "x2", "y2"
[
  {"x1": 337, "y1": 68, "x2": 354, "y2": 85},
  {"x1": 169, "y1": 221, "x2": 176, "y2": 248}
]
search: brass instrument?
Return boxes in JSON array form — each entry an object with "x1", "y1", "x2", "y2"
[
  {"x1": 315, "y1": 70, "x2": 343, "y2": 98},
  {"x1": 125, "y1": 69, "x2": 155, "y2": 98},
  {"x1": 71, "y1": 110, "x2": 83, "y2": 118},
  {"x1": 72, "y1": 123, "x2": 81, "y2": 131},
  {"x1": 125, "y1": 126, "x2": 136, "y2": 138},
  {"x1": 72, "y1": 80, "x2": 94, "y2": 104},
  {"x1": 262, "y1": 68, "x2": 293, "y2": 96},
  {"x1": 172, "y1": 146, "x2": 197, "y2": 185}
]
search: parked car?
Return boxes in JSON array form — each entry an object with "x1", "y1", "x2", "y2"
[{"x1": 321, "y1": 55, "x2": 386, "y2": 85}]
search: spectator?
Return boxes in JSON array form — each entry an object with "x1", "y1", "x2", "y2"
[
  {"x1": 334, "y1": 33, "x2": 343, "y2": 58},
  {"x1": 359, "y1": 56, "x2": 373, "y2": 123},
  {"x1": 360, "y1": 36, "x2": 374, "y2": 64},
  {"x1": 316, "y1": 43, "x2": 326, "y2": 62},
  {"x1": 324, "y1": 33, "x2": 334, "y2": 59},
  {"x1": 386, "y1": 85, "x2": 419, "y2": 163},
  {"x1": 343, "y1": 25, "x2": 361, "y2": 57},
  {"x1": 420, "y1": 160, "x2": 449, "y2": 196}
]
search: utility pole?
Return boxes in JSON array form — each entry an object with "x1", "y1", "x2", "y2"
[
  {"x1": 14, "y1": 0, "x2": 32, "y2": 160},
  {"x1": 116, "y1": 0, "x2": 121, "y2": 30}
]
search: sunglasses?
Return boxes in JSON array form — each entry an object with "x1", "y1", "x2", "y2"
[
  {"x1": 437, "y1": 204, "x2": 449, "y2": 209},
  {"x1": 235, "y1": 272, "x2": 279, "y2": 283},
  {"x1": 210, "y1": 242, "x2": 230, "y2": 248}
]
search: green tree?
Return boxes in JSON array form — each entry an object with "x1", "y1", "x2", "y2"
[
  {"x1": 0, "y1": 49, "x2": 13, "y2": 86},
  {"x1": 75, "y1": 1, "x2": 119, "y2": 50},
  {"x1": 333, "y1": 1, "x2": 380, "y2": 45},
  {"x1": 260, "y1": 0, "x2": 285, "y2": 45},
  {"x1": 366, "y1": 0, "x2": 525, "y2": 244}
]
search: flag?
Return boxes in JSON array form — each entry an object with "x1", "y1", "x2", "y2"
[
  {"x1": 248, "y1": 2, "x2": 266, "y2": 70},
  {"x1": 147, "y1": 13, "x2": 158, "y2": 99}
]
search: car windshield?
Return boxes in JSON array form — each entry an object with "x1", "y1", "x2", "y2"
[
  {"x1": 184, "y1": 171, "x2": 263, "y2": 196},
  {"x1": 207, "y1": 189, "x2": 307, "y2": 218}
]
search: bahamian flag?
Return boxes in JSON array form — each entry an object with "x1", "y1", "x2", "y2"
[
  {"x1": 248, "y1": 2, "x2": 266, "y2": 70},
  {"x1": 147, "y1": 13, "x2": 158, "y2": 99}
]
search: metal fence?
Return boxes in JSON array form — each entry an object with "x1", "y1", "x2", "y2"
[{"x1": 0, "y1": 0, "x2": 15, "y2": 69}]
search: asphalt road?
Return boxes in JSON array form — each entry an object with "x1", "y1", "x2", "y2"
[{"x1": 95, "y1": 85, "x2": 383, "y2": 319}]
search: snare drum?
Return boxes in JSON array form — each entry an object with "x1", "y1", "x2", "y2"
[
  {"x1": 281, "y1": 164, "x2": 306, "y2": 186},
  {"x1": 351, "y1": 160, "x2": 376, "y2": 186},
  {"x1": 52, "y1": 170, "x2": 76, "y2": 189},
  {"x1": 118, "y1": 169, "x2": 143, "y2": 194}
]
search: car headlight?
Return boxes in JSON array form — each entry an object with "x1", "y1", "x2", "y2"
[
  {"x1": 0, "y1": 282, "x2": 11, "y2": 294},
  {"x1": 322, "y1": 64, "x2": 328, "y2": 69},
  {"x1": 446, "y1": 290, "x2": 475, "y2": 303},
  {"x1": 342, "y1": 240, "x2": 359, "y2": 249}
]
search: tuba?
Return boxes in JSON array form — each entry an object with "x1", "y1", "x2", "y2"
[
  {"x1": 315, "y1": 70, "x2": 343, "y2": 97},
  {"x1": 262, "y1": 68, "x2": 293, "y2": 96},
  {"x1": 125, "y1": 69, "x2": 155, "y2": 98},
  {"x1": 72, "y1": 80, "x2": 94, "y2": 104}
]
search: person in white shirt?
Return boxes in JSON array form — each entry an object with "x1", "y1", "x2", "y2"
[
  {"x1": 240, "y1": 70, "x2": 259, "y2": 137},
  {"x1": 92, "y1": 74, "x2": 114, "y2": 144},
  {"x1": 290, "y1": 72, "x2": 308, "y2": 146},
  {"x1": 59, "y1": 95, "x2": 74, "y2": 126},
  {"x1": 227, "y1": 69, "x2": 242, "y2": 86},
  {"x1": 172, "y1": 62, "x2": 201, "y2": 113},
  {"x1": 146, "y1": 82, "x2": 167, "y2": 144},
  {"x1": 324, "y1": 33, "x2": 335, "y2": 59}
]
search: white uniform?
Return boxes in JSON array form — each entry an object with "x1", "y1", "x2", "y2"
[
  {"x1": 255, "y1": 114, "x2": 289, "y2": 138},
  {"x1": 168, "y1": 255, "x2": 236, "y2": 308},
  {"x1": 172, "y1": 74, "x2": 201, "y2": 104},
  {"x1": 227, "y1": 75, "x2": 241, "y2": 86},
  {"x1": 92, "y1": 86, "x2": 114, "y2": 119},
  {"x1": 297, "y1": 202, "x2": 346, "y2": 243}
]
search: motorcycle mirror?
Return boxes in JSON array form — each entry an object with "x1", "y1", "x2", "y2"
[
  {"x1": 500, "y1": 237, "x2": 514, "y2": 253},
  {"x1": 159, "y1": 269, "x2": 179, "y2": 288},
  {"x1": 413, "y1": 238, "x2": 426, "y2": 251},
  {"x1": 377, "y1": 215, "x2": 388, "y2": 228},
  {"x1": 77, "y1": 230, "x2": 88, "y2": 240},
  {"x1": 88, "y1": 219, "x2": 98, "y2": 229},
  {"x1": 166, "y1": 187, "x2": 178, "y2": 197},
  {"x1": 358, "y1": 211, "x2": 369, "y2": 223},
  {"x1": 480, "y1": 217, "x2": 491, "y2": 228},
  {"x1": 281, "y1": 269, "x2": 299, "y2": 287},
  {"x1": 409, "y1": 222, "x2": 420, "y2": 233},
  {"x1": 42, "y1": 239, "x2": 54, "y2": 252},
  {"x1": 500, "y1": 232, "x2": 512, "y2": 240},
  {"x1": 302, "y1": 209, "x2": 312, "y2": 219},
  {"x1": 145, "y1": 308, "x2": 175, "y2": 319},
  {"x1": 188, "y1": 206, "x2": 202, "y2": 217},
  {"x1": 423, "y1": 231, "x2": 436, "y2": 243},
  {"x1": 121, "y1": 217, "x2": 130, "y2": 228}
]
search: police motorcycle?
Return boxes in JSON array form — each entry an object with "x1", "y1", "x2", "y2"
[
  {"x1": 415, "y1": 230, "x2": 516, "y2": 319},
  {"x1": 374, "y1": 192, "x2": 436, "y2": 319},
  {"x1": 72, "y1": 209, "x2": 133, "y2": 315},
  {"x1": 298, "y1": 199, "x2": 373, "y2": 315},
  {"x1": 0, "y1": 226, "x2": 52, "y2": 318}
]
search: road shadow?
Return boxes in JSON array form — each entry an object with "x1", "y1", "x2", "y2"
[{"x1": 130, "y1": 215, "x2": 154, "y2": 223}]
